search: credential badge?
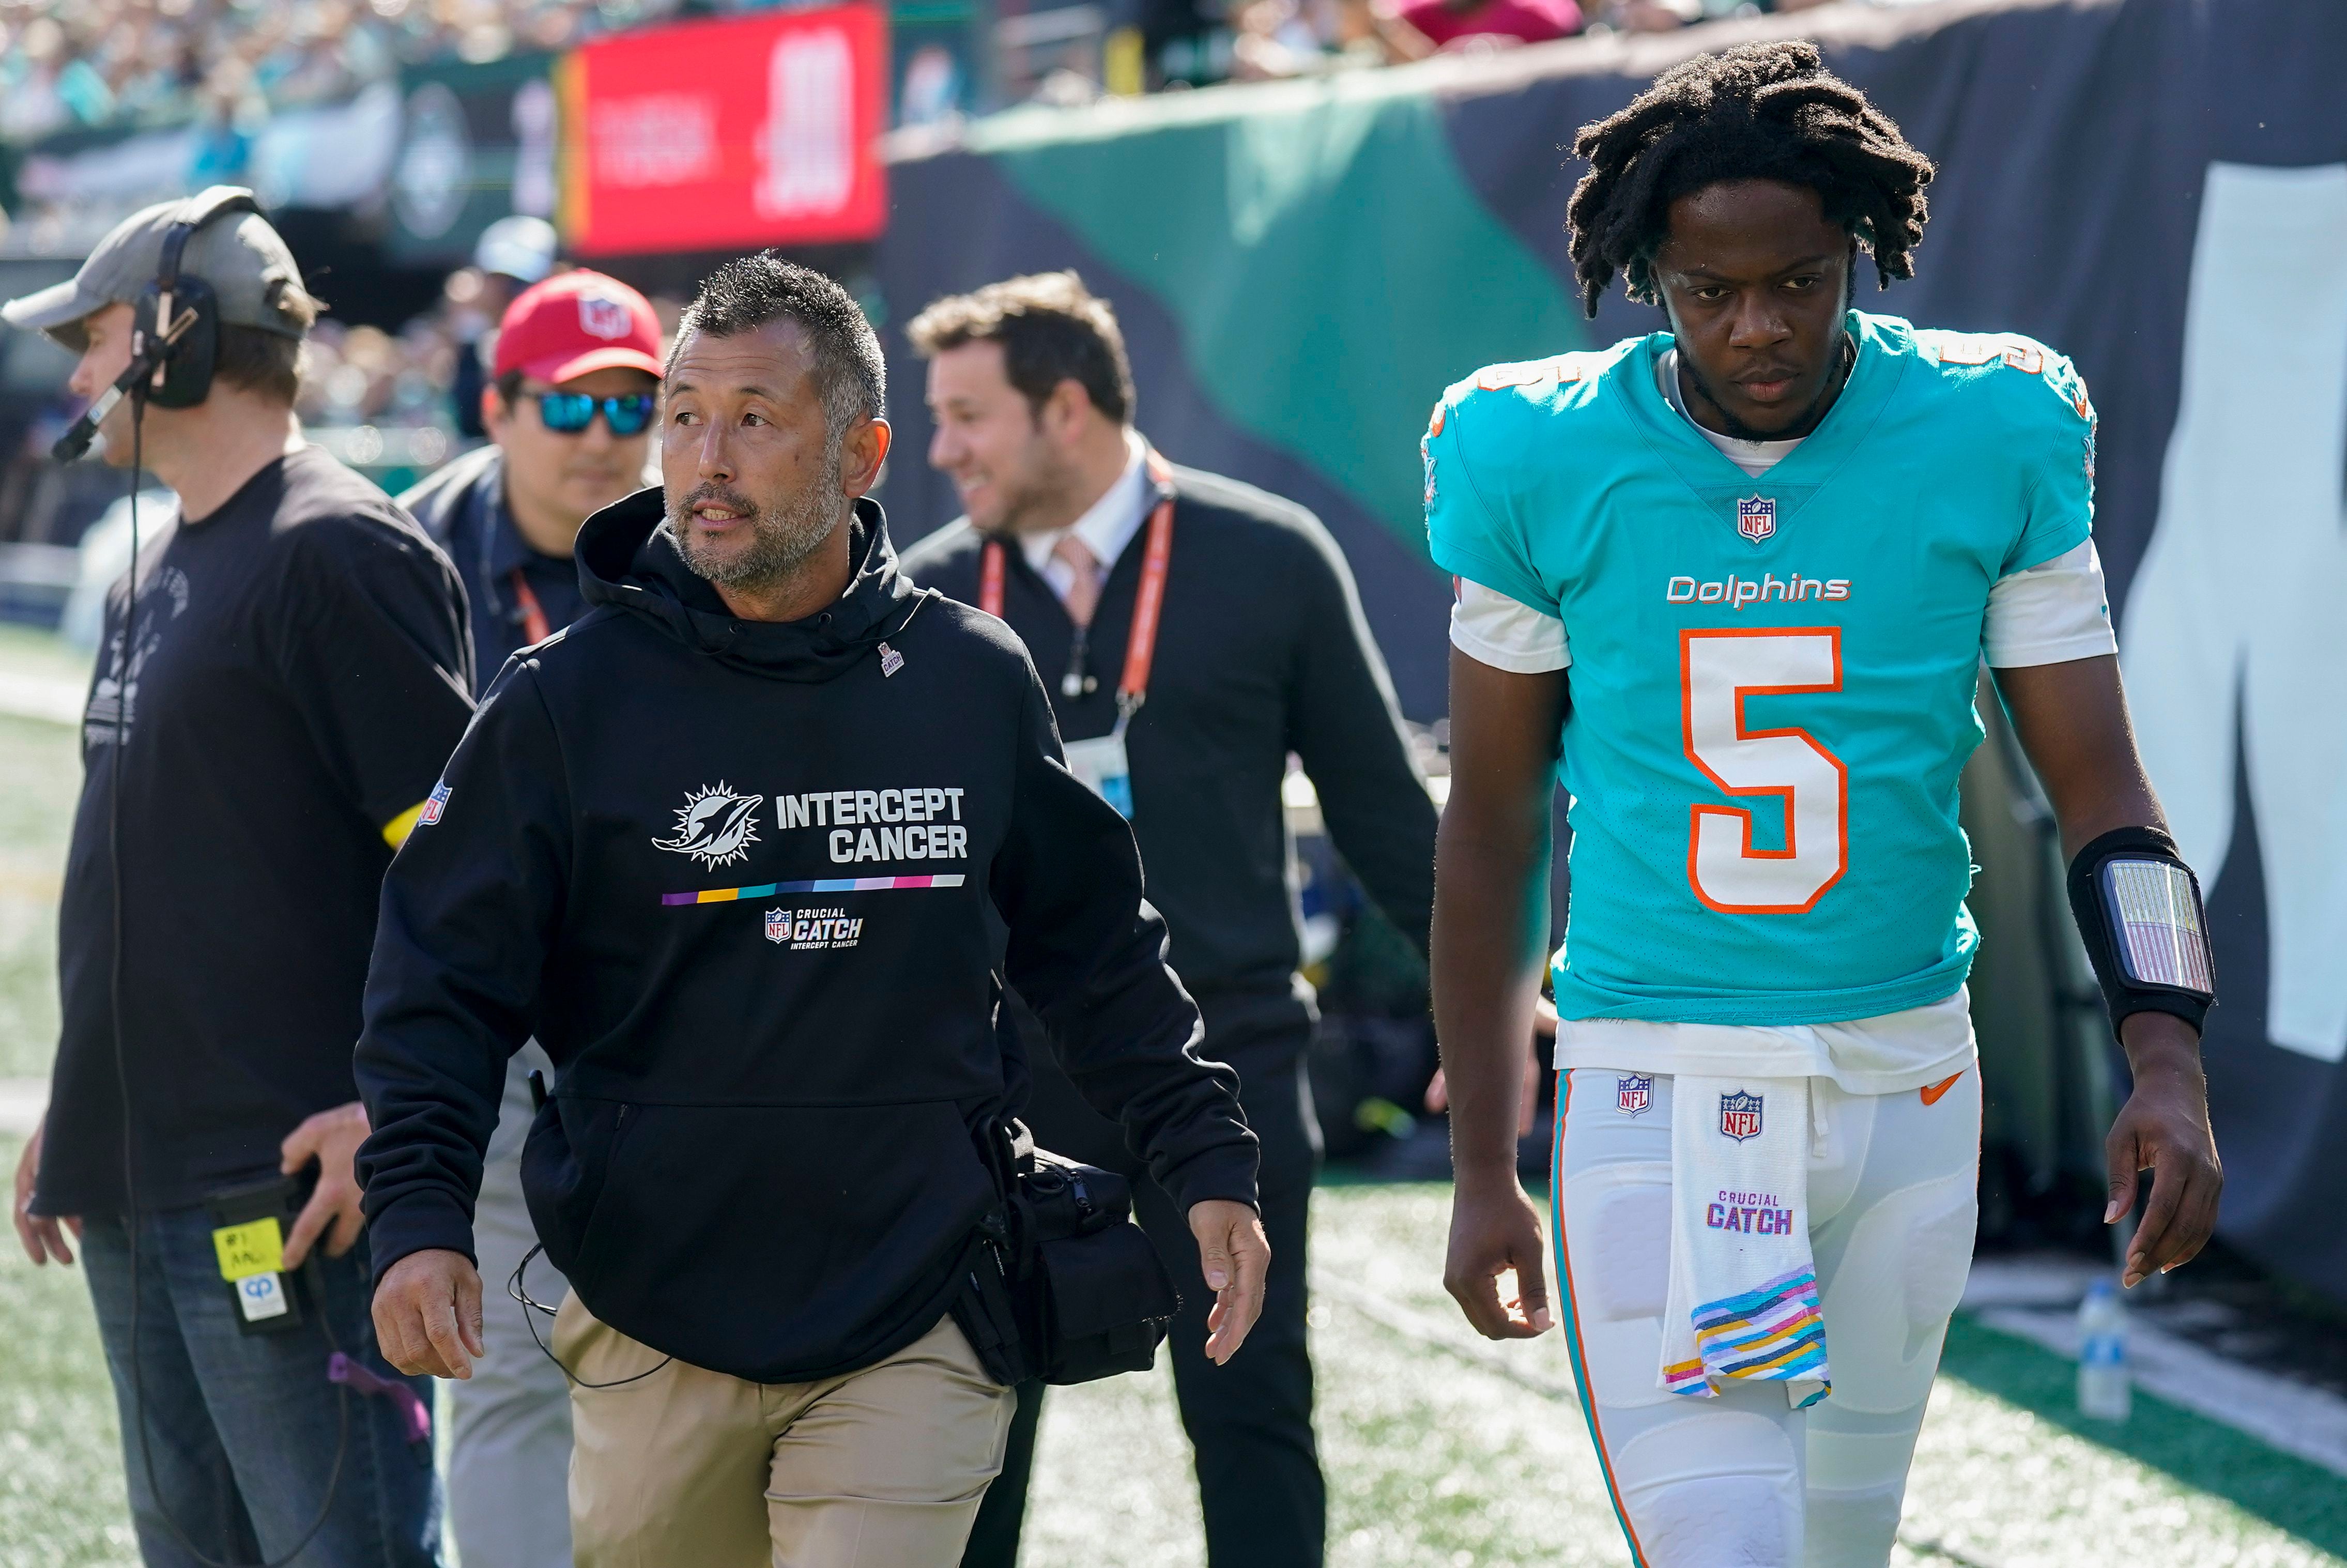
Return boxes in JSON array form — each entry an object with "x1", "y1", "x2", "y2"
[
  {"x1": 1720, "y1": 1090, "x2": 1764, "y2": 1143},
  {"x1": 1616, "y1": 1074, "x2": 1653, "y2": 1118},
  {"x1": 1736, "y1": 496, "x2": 1777, "y2": 545}
]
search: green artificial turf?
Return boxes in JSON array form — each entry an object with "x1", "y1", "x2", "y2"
[
  {"x1": 1935, "y1": 1313, "x2": 2347, "y2": 1559},
  {"x1": 0, "y1": 626, "x2": 86, "y2": 1081},
  {"x1": 4, "y1": 1164, "x2": 2341, "y2": 1568},
  {"x1": 0, "y1": 1135, "x2": 137, "y2": 1567}
]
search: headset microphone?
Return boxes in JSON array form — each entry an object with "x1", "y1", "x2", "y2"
[{"x1": 50, "y1": 308, "x2": 197, "y2": 464}]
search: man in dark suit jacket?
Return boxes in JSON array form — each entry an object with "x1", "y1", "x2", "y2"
[{"x1": 900, "y1": 272, "x2": 1438, "y2": 1568}]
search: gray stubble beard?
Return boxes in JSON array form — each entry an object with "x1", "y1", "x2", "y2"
[{"x1": 670, "y1": 449, "x2": 848, "y2": 590}]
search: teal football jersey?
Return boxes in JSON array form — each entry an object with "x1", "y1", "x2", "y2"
[{"x1": 1426, "y1": 311, "x2": 2097, "y2": 1025}]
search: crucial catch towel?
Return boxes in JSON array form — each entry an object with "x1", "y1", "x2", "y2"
[{"x1": 1660, "y1": 1076, "x2": 1831, "y2": 1408}]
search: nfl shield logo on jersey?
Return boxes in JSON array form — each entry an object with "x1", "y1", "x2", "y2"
[
  {"x1": 764, "y1": 908, "x2": 790, "y2": 944},
  {"x1": 1736, "y1": 496, "x2": 1777, "y2": 545},
  {"x1": 1720, "y1": 1090, "x2": 1764, "y2": 1142},
  {"x1": 1616, "y1": 1074, "x2": 1653, "y2": 1117}
]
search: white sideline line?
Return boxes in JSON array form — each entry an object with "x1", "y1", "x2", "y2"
[
  {"x1": 0, "y1": 1077, "x2": 46, "y2": 1136},
  {"x1": 1308, "y1": 1267, "x2": 1577, "y2": 1401},
  {"x1": 0, "y1": 672, "x2": 84, "y2": 727},
  {"x1": 1974, "y1": 1304, "x2": 2347, "y2": 1478},
  {"x1": 1961, "y1": 1254, "x2": 2347, "y2": 1478}
]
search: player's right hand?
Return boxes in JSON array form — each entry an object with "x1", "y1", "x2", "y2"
[
  {"x1": 373, "y1": 1247, "x2": 486, "y2": 1379},
  {"x1": 11, "y1": 1123, "x2": 82, "y2": 1267},
  {"x1": 1444, "y1": 1182, "x2": 1553, "y2": 1341}
]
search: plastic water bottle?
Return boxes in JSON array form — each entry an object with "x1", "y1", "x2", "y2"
[{"x1": 2077, "y1": 1277, "x2": 2131, "y2": 1421}]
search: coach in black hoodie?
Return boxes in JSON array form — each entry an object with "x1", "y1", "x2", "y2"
[{"x1": 356, "y1": 256, "x2": 1267, "y2": 1568}]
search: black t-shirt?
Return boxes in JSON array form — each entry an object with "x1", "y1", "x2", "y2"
[{"x1": 36, "y1": 446, "x2": 474, "y2": 1217}]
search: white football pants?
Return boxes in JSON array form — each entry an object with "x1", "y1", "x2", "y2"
[{"x1": 1550, "y1": 1065, "x2": 1981, "y2": 1568}]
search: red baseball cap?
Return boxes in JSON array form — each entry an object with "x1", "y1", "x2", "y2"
[{"x1": 494, "y1": 269, "x2": 665, "y2": 386}]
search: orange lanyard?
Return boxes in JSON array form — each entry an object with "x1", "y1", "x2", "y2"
[
  {"x1": 509, "y1": 568, "x2": 551, "y2": 647},
  {"x1": 979, "y1": 465, "x2": 1175, "y2": 717}
]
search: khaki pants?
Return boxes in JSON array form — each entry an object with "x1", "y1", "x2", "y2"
[{"x1": 555, "y1": 1296, "x2": 1014, "y2": 1568}]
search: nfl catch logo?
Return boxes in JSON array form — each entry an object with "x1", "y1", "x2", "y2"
[
  {"x1": 418, "y1": 781, "x2": 451, "y2": 826},
  {"x1": 878, "y1": 641, "x2": 904, "y2": 678},
  {"x1": 1616, "y1": 1074, "x2": 1653, "y2": 1118},
  {"x1": 1736, "y1": 495, "x2": 1777, "y2": 545},
  {"x1": 764, "y1": 908, "x2": 789, "y2": 944},
  {"x1": 1720, "y1": 1091, "x2": 1764, "y2": 1142},
  {"x1": 577, "y1": 295, "x2": 632, "y2": 340}
]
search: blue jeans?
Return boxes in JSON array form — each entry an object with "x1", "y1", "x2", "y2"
[{"x1": 81, "y1": 1207, "x2": 446, "y2": 1568}]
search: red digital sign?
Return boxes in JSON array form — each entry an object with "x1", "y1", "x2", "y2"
[{"x1": 559, "y1": 4, "x2": 887, "y2": 256}]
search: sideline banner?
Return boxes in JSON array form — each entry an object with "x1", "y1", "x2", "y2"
[
  {"x1": 558, "y1": 4, "x2": 888, "y2": 256},
  {"x1": 877, "y1": 0, "x2": 2347, "y2": 1300},
  {"x1": 387, "y1": 52, "x2": 559, "y2": 267}
]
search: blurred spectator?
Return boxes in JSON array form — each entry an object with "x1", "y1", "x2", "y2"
[
  {"x1": 0, "y1": 0, "x2": 1862, "y2": 144},
  {"x1": 1230, "y1": 0, "x2": 1325, "y2": 81},
  {"x1": 449, "y1": 213, "x2": 559, "y2": 438},
  {"x1": 1383, "y1": 0, "x2": 1581, "y2": 55},
  {"x1": 0, "y1": 0, "x2": 681, "y2": 144},
  {"x1": 899, "y1": 42, "x2": 965, "y2": 128}
]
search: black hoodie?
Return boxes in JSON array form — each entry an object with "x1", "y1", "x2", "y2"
[{"x1": 354, "y1": 490, "x2": 1258, "y2": 1384}]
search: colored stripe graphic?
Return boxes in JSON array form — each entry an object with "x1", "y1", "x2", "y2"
[
  {"x1": 660, "y1": 873, "x2": 967, "y2": 906},
  {"x1": 1664, "y1": 1267, "x2": 1830, "y2": 1395}
]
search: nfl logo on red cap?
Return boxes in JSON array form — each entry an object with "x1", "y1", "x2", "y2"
[
  {"x1": 578, "y1": 294, "x2": 633, "y2": 341},
  {"x1": 494, "y1": 269, "x2": 666, "y2": 386}
]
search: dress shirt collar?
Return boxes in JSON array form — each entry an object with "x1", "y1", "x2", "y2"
[{"x1": 1019, "y1": 428, "x2": 1153, "y2": 578}]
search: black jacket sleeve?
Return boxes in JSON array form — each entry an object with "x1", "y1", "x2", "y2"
[
  {"x1": 1283, "y1": 515, "x2": 1438, "y2": 960},
  {"x1": 267, "y1": 514, "x2": 476, "y2": 837},
  {"x1": 354, "y1": 658, "x2": 571, "y2": 1275},
  {"x1": 990, "y1": 665, "x2": 1260, "y2": 1212}
]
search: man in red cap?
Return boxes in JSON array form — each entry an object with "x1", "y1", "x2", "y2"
[{"x1": 396, "y1": 265, "x2": 665, "y2": 1568}]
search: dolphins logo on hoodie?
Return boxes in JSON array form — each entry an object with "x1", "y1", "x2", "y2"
[{"x1": 653, "y1": 782, "x2": 762, "y2": 869}]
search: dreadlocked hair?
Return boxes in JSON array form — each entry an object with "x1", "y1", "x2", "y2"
[{"x1": 1564, "y1": 41, "x2": 1935, "y2": 319}]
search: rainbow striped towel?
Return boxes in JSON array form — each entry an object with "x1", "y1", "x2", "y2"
[{"x1": 1659, "y1": 1075, "x2": 1831, "y2": 1409}]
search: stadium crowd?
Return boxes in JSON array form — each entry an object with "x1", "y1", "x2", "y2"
[
  {"x1": 0, "y1": 0, "x2": 673, "y2": 144},
  {"x1": 0, "y1": 0, "x2": 1898, "y2": 140}
]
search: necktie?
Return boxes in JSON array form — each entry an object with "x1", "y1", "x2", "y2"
[{"x1": 1053, "y1": 534, "x2": 1102, "y2": 627}]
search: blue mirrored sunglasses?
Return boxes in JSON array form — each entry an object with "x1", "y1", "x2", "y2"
[{"x1": 535, "y1": 391, "x2": 656, "y2": 437}]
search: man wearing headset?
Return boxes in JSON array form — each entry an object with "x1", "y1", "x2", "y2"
[
  {"x1": 395, "y1": 266, "x2": 664, "y2": 1568},
  {"x1": 5, "y1": 191, "x2": 470, "y2": 1566}
]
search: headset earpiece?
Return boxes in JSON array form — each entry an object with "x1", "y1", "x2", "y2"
[
  {"x1": 129, "y1": 187, "x2": 263, "y2": 412},
  {"x1": 132, "y1": 272, "x2": 222, "y2": 410}
]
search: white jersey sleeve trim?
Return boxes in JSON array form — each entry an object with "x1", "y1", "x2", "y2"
[
  {"x1": 1451, "y1": 578, "x2": 1570, "y2": 672},
  {"x1": 1983, "y1": 540, "x2": 2119, "y2": 668}
]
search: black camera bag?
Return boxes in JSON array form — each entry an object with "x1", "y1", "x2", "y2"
[{"x1": 953, "y1": 1119, "x2": 1180, "y2": 1387}]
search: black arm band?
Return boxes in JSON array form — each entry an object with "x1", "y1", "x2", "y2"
[{"x1": 2064, "y1": 825, "x2": 2215, "y2": 1037}]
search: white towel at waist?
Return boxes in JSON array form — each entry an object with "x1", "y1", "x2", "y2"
[{"x1": 1660, "y1": 1074, "x2": 1831, "y2": 1409}]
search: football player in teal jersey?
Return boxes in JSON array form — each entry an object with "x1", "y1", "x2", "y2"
[{"x1": 1429, "y1": 43, "x2": 2222, "y2": 1567}]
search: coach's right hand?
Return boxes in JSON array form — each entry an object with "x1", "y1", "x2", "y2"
[{"x1": 374, "y1": 1247, "x2": 486, "y2": 1379}]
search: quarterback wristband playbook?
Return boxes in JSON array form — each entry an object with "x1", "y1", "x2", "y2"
[{"x1": 2065, "y1": 825, "x2": 2216, "y2": 1035}]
